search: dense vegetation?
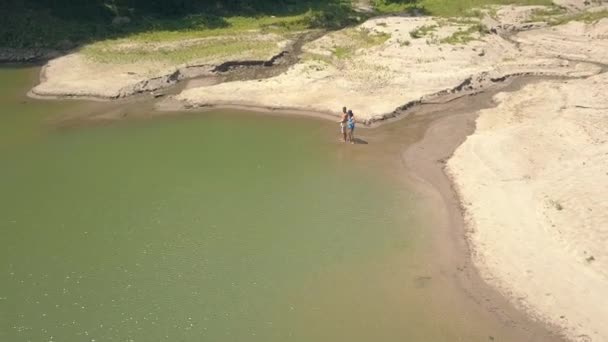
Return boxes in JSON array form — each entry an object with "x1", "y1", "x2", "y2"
[
  {"x1": 1, "y1": 0, "x2": 601, "y2": 51},
  {"x1": 373, "y1": 0, "x2": 553, "y2": 16},
  {"x1": 0, "y1": 0, "x2": 359, "y2": 49}
]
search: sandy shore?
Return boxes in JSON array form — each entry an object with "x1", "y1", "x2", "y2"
[
  {"x1": 397, "y1": 77, "x2": 569, "y2": 341},
  {"x1": 31, "y1": 5, "x2": 605, "y2": 121},
  {"x1": 26, "y1": 2, "x2": 608, "y2": 340},
  {"x1": 30, "y1": 33, "x2": 291, "y2": 99},
  {"x1": 447, "y1": 72, "x2": 608, "y2": 342},
  {"x1": 443, "y1": 15, "x2": 608, "y2": 342},
  {"x1": 175, "y1": 11, "x2": 604, "y2": 122}
]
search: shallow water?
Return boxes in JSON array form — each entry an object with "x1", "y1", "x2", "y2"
[{"x1": 0, "y1": 66, "x2": 546, "y2": 342}]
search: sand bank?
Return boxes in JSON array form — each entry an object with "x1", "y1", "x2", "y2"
[
  {"x1": 30, "y1": 33, "x2": 291, "y2": 99},
  {"x1": 445, "y1": 16, "x2": 608, "y2": 342},
  {"x1": 30, "y1": 5, "x2": 604, "y2": 119},
  {"x1": 447, "y1": 71, "x2": 608, "y2": 342},
  {"x1": 173, "y1": 11, "x2": 603, "y2": 122}
]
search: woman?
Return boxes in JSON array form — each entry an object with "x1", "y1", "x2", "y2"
[{"x1": 347, "y1": 109, "x2": 356, "y2": 144}]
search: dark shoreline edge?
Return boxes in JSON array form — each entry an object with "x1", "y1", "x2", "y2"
[{"x1": 400, "y1": 76, "x2": 567, "y2": 341}]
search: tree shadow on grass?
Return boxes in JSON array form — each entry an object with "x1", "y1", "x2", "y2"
[{"x1": 0, "y1": 0, "x2": 363, "y2": 55}]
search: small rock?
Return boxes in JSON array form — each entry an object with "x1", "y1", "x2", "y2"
[
  {"x1": 586, "y1": 256, "x2": 595, "y2": 263},
  {"x1": 56, "y1": 39, "x2": 74, "y2": 50},
  {"x1": 112, "y1": 16, "x2": 131, "y2": 26}
]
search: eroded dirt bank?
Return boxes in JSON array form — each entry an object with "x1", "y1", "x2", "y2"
[
  {"x1": 172, "y1": 6, "x2": 608, "y2": 123},
  {"x1": 29, "y1": 31, "x2": 323, "y2": 100}
]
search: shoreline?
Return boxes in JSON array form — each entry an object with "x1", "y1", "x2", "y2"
[
  {"x1": 11, "y1": 63, "x2": 573, "y2": 339},
  {"x1": 155, "y1": 73, "x2": 602, "y2": 341},
  {"x1": 22, "y1": 62, "x2": 605, "y2": 342},
  {"x1": 27, "y1": 12, "x2": 608, "y2": 123},
  {"x1": 398, "y1": 76, "x2": 567, "y2": 341},
  {"x1": 164, "y1": 75, "x2": 570, "y2": 340},
  {"x1": 446, "y1": 73, "x2": 608, "y2": 341},
  {"x1": 14, "y1": 6, "x2": 608, "y2": 340},
  {"x1": 0, "y1": 63, "x2": 565, "y2": 341}
]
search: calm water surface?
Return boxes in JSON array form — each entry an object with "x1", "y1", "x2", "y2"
[{"x1": 0, "y1": 66, "x2": 515, "y2": 342}]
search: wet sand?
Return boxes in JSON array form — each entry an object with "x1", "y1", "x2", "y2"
[{"x1": 360, "y1": 76, "x2": 568, "y2": 341}]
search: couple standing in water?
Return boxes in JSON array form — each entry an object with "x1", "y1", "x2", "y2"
[{"x1": 339, "y1": 106, "x2": 356, "y2": 143}]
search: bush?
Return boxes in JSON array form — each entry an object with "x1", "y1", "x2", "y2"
[{"x1": 305, "y1": 2, "x2": 359, "y2": 29}]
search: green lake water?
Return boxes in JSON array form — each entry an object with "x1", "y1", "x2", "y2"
[{"x1": 0, "y1": 66, "x2": 538, "y2": 342}]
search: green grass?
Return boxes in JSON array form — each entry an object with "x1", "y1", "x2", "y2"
[
  {"x1": 78, "y1": 14, "x2": 299, "y2": 64},
  {"x1": 347, "y1": 27, "x2": 391, "y2": 46},
  {"x1": 304, "y1": 27, "x2": 390, "y2": 61},
  {"x1": 373, "y1": 0, "x2": 553, "y2": 16},
  {"x1": 120, "y1": 15, "x2": 311, "y2": 43},
  {"x1": 440, "y1": 23, "x2": 487, "y2": 44},
  {"x1": 332, "y1": 46, "x2": 352, "y2": 58},
  {"x1": 84, "y1": 19, "x2": 390, "y2": 64},
  {"x1": 373, "y1": 0, "x2": 426, "y2": 14},
  {"x1": 546, "y1": 9, "x2": 608, "y2": 25},
  {"x1": 422, "y1": 0, "x2": 553, "y2": 16},
  {"x1": 71, "y1": 1, "x2": 364, "y2": 65},
  {"x1": 409, "y1": 24, "x2": 437, "y2": 38},
  {"x1": 302, "y1": 52, "x2": 334, "y2": 65},
  {"x1": 526, "y1": 5, "x2": 566, "y2": 22},
  {"x1": 0, "y1": 0, "x2": 360, "y2": 50},
  {"x1": 82, "y1": 37, "x2": 276, "y2": 64},
  {"x1": 330, "y1": 27, "x2": 390, "y2": 58}
]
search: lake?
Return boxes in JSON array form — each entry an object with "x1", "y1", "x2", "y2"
[{"x1": 0, "y1": 66, "x2": 549, "y2": 341}]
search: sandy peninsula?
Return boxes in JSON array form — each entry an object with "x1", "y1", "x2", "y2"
[{"x1": 31, "y1": 33, "x2": 292, "y2": 99}]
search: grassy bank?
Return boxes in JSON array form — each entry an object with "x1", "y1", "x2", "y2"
[
  {"x1": 544, "y1": 9, "x2": 608, "y2": 25},
  {"x1": 0, "y1": 0, "x2": 359, "y2": 50},
  {"x1": 373, "y1": 0, "x2": 553, "y2": 16},
  {"x1": 81, "y1": 34, "x2": 280, "y2": 65},
  {"x1": 331, "y1": 27, "x2": 391, "y2": 59}
]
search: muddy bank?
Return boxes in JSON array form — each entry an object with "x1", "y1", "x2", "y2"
[
  {"x1": 396, "y1": 76, "x2": 570, "y2": 342},
  {"x1": 0, "y1": 48, "x2": 63, "y2": 64}
]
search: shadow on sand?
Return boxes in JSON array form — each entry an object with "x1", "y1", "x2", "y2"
[{"x1": 352, "y1": 138, "x2": 368, "y2": 145}]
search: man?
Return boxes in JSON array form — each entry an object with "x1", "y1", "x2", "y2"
[{"x1": 339, "y1": 106, "x2": 348, "y2": 142}]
